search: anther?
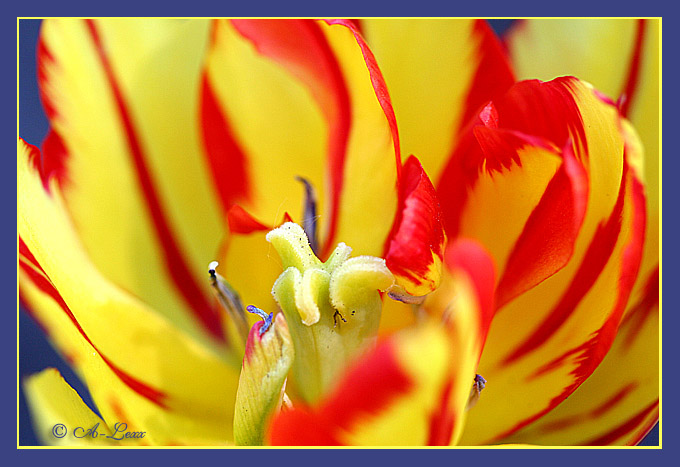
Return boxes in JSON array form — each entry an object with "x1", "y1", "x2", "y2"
[
  {"x1": 467, "y1": 374, "x2": 487, "y2": 411},
  {"x1": 333, "y1": 310, "x2": 347, "y2": 328},
  {"x1": 247, "y1": 305, "x2": 274, "y2": 336},
  {"x1": 296, "y1": 176, "x2": 319, "y2": 256},
  {"x1": 387, "y1": 289, "x2": 426, "y2": 305},
  {"x1": 474, "y1": 374, "x2": 486, "y2": 393},
  {"x1": 208, "y1": 261, "x2": 219, "y2": 278}
]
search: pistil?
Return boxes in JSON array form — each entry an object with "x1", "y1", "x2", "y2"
[{"x1": 267, "y1": 222, "x2": 396, "y2": 403}]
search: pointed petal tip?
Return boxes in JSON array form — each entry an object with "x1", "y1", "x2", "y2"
[{"x1": 386, "y1": 155, "x2": 445, "y2": 297}]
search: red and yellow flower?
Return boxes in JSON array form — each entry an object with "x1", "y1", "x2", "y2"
[{"x1": 19, "y1": 18, "x2": 659, "y2": 446}]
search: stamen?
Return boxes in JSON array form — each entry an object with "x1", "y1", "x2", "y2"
[
  {"x1": 387, "y1": 289, "x2": 426, "y2": 305},
  {"x1": 208, "y1": 261, "x2": 249, "y2": 342},
  {"x1": 466, "y1": 374, "x2": 487, "y2": 411},
  {"x1": 296, "y1": 176, "x2": 319, "y2": 255},
  {"x1": 247, "y1": 305, "x2": 274, "y2": 336}
]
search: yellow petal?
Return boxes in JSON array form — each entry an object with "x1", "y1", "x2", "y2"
[
  {"x1": 38, "y1": 18, "x2": 225, "y2": 342},
  {"x1": 19, "y1": 139, "x2": 240, "y2": 445},
  {"x1": 318, "y1": 20, "x2": 399, "y2": 258},
  {"x1": 361, "y1": 19, "x2": 515, "y2": 180},
  {"x1": 204, "y1": 19, "x2": 327, "y2": 233},
  {"x1": 507, "y1": 19, "x2": 640, "y2": 100},
  {"x1": 204, "y1": 19, "x2": 399, "y2": 261}
]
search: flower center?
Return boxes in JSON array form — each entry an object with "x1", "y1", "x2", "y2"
[{"x1": 267, "y1": 222, "x2": 395, "y2": 403}]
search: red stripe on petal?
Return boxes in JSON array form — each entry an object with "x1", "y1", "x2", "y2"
[
  {"x1": 323, "y1": 19, "x2": 403, "y2": 257},
  {"x1": 40, "y1": 130, "x2": 69, "y2": 190},
  {"x1": 591, "y1": 383, "x2": 639, "y2": 418},
  {"x1": 619, "y1": 267, "x2": 659, "y2": 350},
  {"x1": 473, "y1": 121, "x2": 557, "y2": 176},
  {"x1": 268, "y1": 407, "x2": 341, "y2": 446},
  {"x1": 581, "y1": 400, "x2": 658, "y2": 446},
  {"x1": 21, "y1": 138, "x2": 46, "y2": 189},
  {"x1": 619, "y1": 19, "x2": 647, "y2": 118},
  {"x1": 21, "y1": 135, "x2": 68, "y2": 193},
  {"x1": 226, "y1": 204, "x2": 270, "y2": 234},
  {"x1": 385, "y1": 156, "x2": 445, "y2": 294},
  {"x1": 458, "y1": 20, "x2": 515, "y2": 133},
  {"x1": 19, "y1": 237, "x2": 47, "y2": 276},
  {"x1": 199, "y1": 74, "x2": 250, "y2": 212},
  {"x1": 445, "y1": 239, "x2": 497, "y2": 342},
  {"x1": 37, "y1": 32, "x2": 58, "y2": 120},
  {"x1": 492, "y1": 164, "x2": 646, "y2": 442},
  {"x1": 427, "y1": 379, "x2": 455, "y2": 446},
  {"x1": 542, "y1": 169, "x2": 646, "y2": 375},
  {"x1": 502, "y1": 163, "x2": 626, "y2": 365},
  {"x1": 498, "y1": 78, "x2": 588, "y2": 153},
  {"x1": 83, "y1": 20, "x2": 223, "y2": 341},
  {"x1": 268, "y1": 338, "x2": 413, "y2": 445},
  {"x1": 319, "y1": 339, "x2": 413, "y2": 428},
  {"x1": 243, "y1": 320, "x2": 269, "y2": 364},
  {"x1": 496, "y1": 144, "x2": 589, "y2": 308},
  {"x1": 436, "y1": 129, "x2": 478, "y2": 239},
  {"x1": 36, "y1": 35, "x2": 70, "y2": 192},
  {"x1": 231, "y1": 19, "x2": 352, "y2": 258},
  {"x1": 536, "y1": 383, "x2": 638, "y2": 434},
  {"x1": 626, "y1": 406, "x2": 660, "y2": 446},
  {"x1": 323, "y1": 19, "x2": 401, "y2": 170},
  {"x1": 435, "y1": 21, "x2": 516, "y2": 237},
  {"x1": 19, "y1": 241, "x2": 168, "y2": 408},
  {"x1": 528, "y1": 167, "x2": 645, "y2": 376},
  {"x1": 438, "y1": 78, "x2": 587, "y2": 238}
]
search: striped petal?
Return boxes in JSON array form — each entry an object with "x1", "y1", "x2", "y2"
[
  {"x1": 360, "y1": 19, "x2": 515, "y2": 180},
  {"x1": 438, "y1": 83, "x2": 590, "y2": 308},
  {"x1": 202, "y1": 19, "x2": 400, "y2": 267},
  {"x1": 505, "y1": 17, "x2": 659, "y2": 282},
  {"x1": 505, "y1": 19, "x2": 660, "y2": 443},
  {"x1": 507, "y1": 18, "x2": 660, "y2": 401},
  {"x1": 19, "y1": 139, "x2": 240, "y2": 445},
  {"x1": 23, "y1": 368, "x2": 115, "y2": 446},
  {"x1": 37, "y1": 18, "x2": 225, "y2": 342},
  {"x1": 496, "y1": 268, "x2": 658, "y2": 445},
  {"x1": 267, "y1": 239, "x2": 495, "y2": 446},
  {"x1": 385, "y1": 156, "x2": 445, "y2": 297},
  {"x1": 454, "y1": 80, "x2": 647, "y2": 444}
]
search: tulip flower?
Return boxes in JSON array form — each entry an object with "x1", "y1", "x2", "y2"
[{"x1": 19, "y1": 18, "x2": 658, "y2": 446}]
